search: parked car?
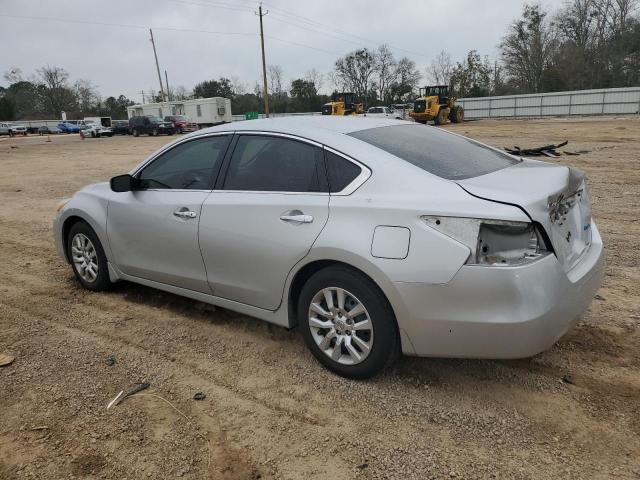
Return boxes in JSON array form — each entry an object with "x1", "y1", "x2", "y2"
[
  {"x1": 0, "y1": 122, "x2": 27, "y2": 136},
  {"x1": 80, "y1": 121, "x2": 112, "y2": 138},
  {"x1": 38, "y1": 125, "x2": 61, "y2": 135},
  {"x1": 53, "y1": 117, "x2": 604, "y2": 379},
  {"x1": 58, "y1": 122, "x2": 81, "y2": 134},
  {"x1": 0, "y1": 124, "x2": 9, "y2": 135},
  {"x1": 365, "y1": 106, "x2": 395, "y2": 118},
  {"x1": 164, "y1": 115, "x2": 199, "y2": 134},
  {"x1": 129, "y1": 115, "x2": 175, "y2": 136},
  {"x1": 111, "y1": 120, "x2": 130, "y2": 135}
]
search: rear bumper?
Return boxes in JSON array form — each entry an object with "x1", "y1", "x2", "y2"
[{"x1": 395, "y1": 223, "x2": 605, "y2": 358}]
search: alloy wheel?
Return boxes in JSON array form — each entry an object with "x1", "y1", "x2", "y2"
[
  {"x1": 71, "y1": 233, "x2": 99, "y2": 283},
  {"x1": 308, "y1": 287, "x2": 374, "y2": 365}
]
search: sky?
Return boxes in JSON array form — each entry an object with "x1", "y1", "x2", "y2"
[{"x1": 0, "y1": 0, "x2": 568, "y2": 100}]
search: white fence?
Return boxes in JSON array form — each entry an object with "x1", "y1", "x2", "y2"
[
  {"x1": 457, "y1": 86, "x2": 640, "y2": 119},
  {"x1": 232, "y1": 111, "x2": 322, "y2": 122}
]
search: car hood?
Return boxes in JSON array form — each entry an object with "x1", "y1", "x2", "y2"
[{"x1": 457, "y1": 159, "x2": 593, "y2": 272}]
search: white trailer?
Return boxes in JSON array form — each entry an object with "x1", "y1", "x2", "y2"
[{"x1": 127, "y1": 97, "x2": 232, "y2": 127}]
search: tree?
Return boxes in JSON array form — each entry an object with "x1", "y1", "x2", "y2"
[
  {"x1": 36, "y1": 65, "x2": 77, "y2": 115},
  {"x1": 428, "y1": 50, "x2": 454, "y2": 86},
  {"x1": 334, "y1": 48, "x2": 377, "y2": 104},
  {"x1": 290, "y1": 78, "x2": 317, "y2": 111},
  {"x1": 304, "y1": 69, "x2": 324, "y2": 92},
  {"x1": 192, "y1": 77, "x2": 233, "y2": 98},
  {"x1": 449, "y1": 50, "x2": 492, "y2": 97},
  {"x1": 375, "y1": 44, "x2": 397, "y2": 102},
  {"x1": 500, "y1": 4, "x2": 558, "y2": 93},
  {"x1": 74, "y1": 79, "x2": 100, "y2": 113},
  {"x1": 391, "y1": 57, "x2": 421, "y2": 101}
]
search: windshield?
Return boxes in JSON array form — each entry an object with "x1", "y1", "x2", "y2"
[
  {"x1": 172, "y1": 115, "x2": 188, "y2": 120},
  {"x1": 349, "y1": 125, "x2": 520, "y2": 180},
  {"x1": 368, "y1": 107, "x2": 383, "y2": 113},
  {"x1": 147, "y1": 116, "x2": 163, "y2": 122}
]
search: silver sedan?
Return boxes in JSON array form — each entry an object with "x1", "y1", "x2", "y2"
[{"x1": 53, "y1": 117, "x2": 604, "y2": 378}]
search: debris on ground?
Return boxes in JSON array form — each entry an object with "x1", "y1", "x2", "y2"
[
  {"x1": 562, "y1": 374, "x2": 575, "y2": 385},
  {"x1": 356, "y1": 461, "x2": 369, "y2": 470},
  {"x1": 193, "y1": 392, "x2": 206, "y2": 401},
  {"x1": 505, "y1": 140, "x2": 569, "y2": 157},
  {"x1": 104, "y1": 355, "x2": 116, "y2": 366},
  {"x1": 30, "y1": 426, "x2": 49, "y2": 431},
  {"x1": 107, "y1": 382, "x2": 150, "y2": 409},
  {"x1": 0, "y1": 353, "x2": 15, "y2": 367}
]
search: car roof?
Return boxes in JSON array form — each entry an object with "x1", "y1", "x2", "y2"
[{"x1": 201, "y1": 116, "x2": 407, "y2": 137}]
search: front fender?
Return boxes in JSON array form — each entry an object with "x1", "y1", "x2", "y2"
[{"x1": 54, "y1": 185, "x2": 112, "y2": 263}]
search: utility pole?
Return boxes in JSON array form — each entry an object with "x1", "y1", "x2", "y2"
[
  {"x1": 165, "y1": 70, "x2": 171, "y2": 102},
  {"x1": 256, "y1": 3, "x2": 269, "y2": 117},
  {"x1": 141, "y1": 90, "x2": 145, "y2": 104},
  {"x1": 149, "y1": 29, "x2": 166, "y2": 102}
]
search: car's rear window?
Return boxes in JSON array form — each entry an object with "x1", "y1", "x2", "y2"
[{"x1": 348, "y1": 124, "x2": 520, "y2": 180}]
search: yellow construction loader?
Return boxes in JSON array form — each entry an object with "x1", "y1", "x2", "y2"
[
  {"x1": 321, "y1": 92, "x2": 364, "y2": 116},
  {"x1": 409, "y1": 85, "x2": 464, "y2": 125}
]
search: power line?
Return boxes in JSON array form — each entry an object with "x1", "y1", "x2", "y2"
[
  {"x1": 227, "y1": 0, "x2": 430, "y2": 59},
  {"x1": 0, "y1": 13, "x2": 256, "y2": 36}
]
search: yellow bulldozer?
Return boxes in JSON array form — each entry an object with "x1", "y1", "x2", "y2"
[
  {"x1": 321, "y1": 92, "x2": 364, "y2": 116},
  {"x1": 409, "y1": 85, "x2": 464, "y2": 125}
]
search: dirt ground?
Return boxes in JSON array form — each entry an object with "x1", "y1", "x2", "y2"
[{"x1": 0, "y1": 117, "x2": 639, "y2": 480}]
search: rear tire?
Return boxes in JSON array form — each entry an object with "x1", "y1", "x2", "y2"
[
  {"x1": 151, "y1": 128, "x2": 158, "y2": 136},
  {"x1": 133, "y1": 128, "x2": 139, "y2": 137},
  {"x1": 66, "y1": 222, "x2": 112, "y2": 292},
  {"x1": 298, "y1": 265, "x2": 399, "y2": 379}
]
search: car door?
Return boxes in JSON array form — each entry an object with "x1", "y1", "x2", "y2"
[
  {"x1": 107, "y1": 134, "x2": 232, "y2": 293},
  {"x1": 199, "y1": 133, "x2": 330, "y2": 310}
]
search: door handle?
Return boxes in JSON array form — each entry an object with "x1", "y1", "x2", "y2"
[
  {"x1": 173, "y1": 208, "x2": 197, "y2": 219},
  {"x1": 280, "y1": 214, "x2": 313, "y2": 224}
]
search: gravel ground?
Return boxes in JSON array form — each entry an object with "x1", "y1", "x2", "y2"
[{"x1": 0, "y1": 117, "x2": 639, "y2": 479}]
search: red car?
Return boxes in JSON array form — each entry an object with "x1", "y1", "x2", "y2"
[{"x1": 164, "y1": 115, "x2": 198, "y2": 134}]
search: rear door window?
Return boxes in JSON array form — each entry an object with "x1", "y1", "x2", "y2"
[
  {"x1": 223, "y1": 135, "x2": 325, "y2": 192},
  {"x1": 349, "y1": 125, "x2": 519, "y2": 180}
]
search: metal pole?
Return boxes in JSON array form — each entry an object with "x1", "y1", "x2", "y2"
[
  {"x1": 149, "y1": 29, "x2": 166, "y2": 102},
  {"x1": 165, "y1": 70, "x2": 171, "y2": 102},
  {"x1": 257, "y1": 4, "x2": 270, "y2": 117}
]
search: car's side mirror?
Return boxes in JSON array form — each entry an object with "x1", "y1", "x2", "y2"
[{"x1": 110, "y1": 174, "x2": 137, "y2": 192}]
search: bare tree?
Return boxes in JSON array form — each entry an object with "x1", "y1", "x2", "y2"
[
  {"x1": 74, "y1": 79, "x2": 100, "y2": 112},
  {"x1": 428, "y1": 50, "x2": 454, "y2": 85},
  {"x1": 172, "y1": 85, "x2": 190, "y2": 100},
  {"x1": 391, "y1": 57, "x2": 421, "y2": 100},
  {"x1": 229, "y1": 75, "x2": 247, "y2": 96},
  {"x1": 375, "y1": 44, "x2": 397, "y2": 102},
  {"x1": 267, "y1": 64, "x2": 285, "y2": 98},
  {"x1": 304, "y1": 68, "x2": 324, "y2": 92},
  {"x1": 36, "y1": 65, "x2": 77, "y2": 115}
]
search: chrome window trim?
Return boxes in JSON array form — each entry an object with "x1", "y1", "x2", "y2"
[
  {"x1": 132, "y1": 131, "x2": 235, "y2": 177},
  {"x1": 323, "y1": 146, "x2": 372, "y2": 196},
  {"x1": 234, "y1": 130, "x2": 323, "y2": 148}
]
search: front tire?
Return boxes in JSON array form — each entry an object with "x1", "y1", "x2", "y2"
[
  {"x1": 434, "y1": 107, "x2": 448, "y2": 125},
  {"x1": 298, "y1": 265, "x2": 399, "y2": 379},
  {"x1": 132, "y1": 128, "x2": 139, "y2": 137},
  {"x1": 151, "y1": 128, "x2": 158, "y2": 136},
  {"x1": 66, "y1": 222, "x2": 111, "y2": 291}
]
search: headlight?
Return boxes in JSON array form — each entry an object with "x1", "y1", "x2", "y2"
[
  {"x1": 421, "y1": 216, "x2": 549, "y2": 266},
  {"x1": 56, "y1": 199, "x2": 70, "y2": 212}
]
